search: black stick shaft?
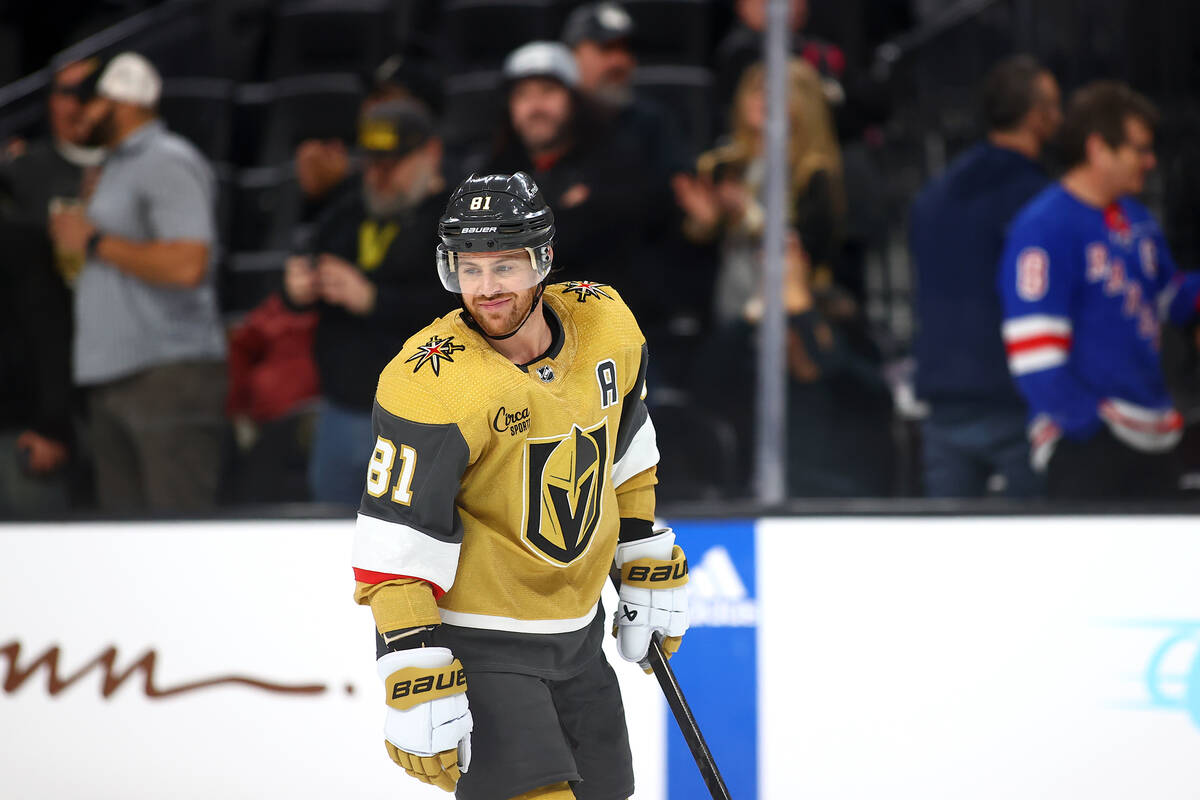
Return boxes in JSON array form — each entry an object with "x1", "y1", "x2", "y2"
[{"x1": 610, "y1": 568, "x2": 733, "y2": 800}]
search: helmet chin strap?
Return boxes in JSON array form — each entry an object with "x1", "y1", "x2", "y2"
[{"x1": 461, "y1": 283, "x2": 546, "y2": 341}]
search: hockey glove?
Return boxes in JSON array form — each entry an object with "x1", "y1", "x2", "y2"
[
  {"x1": 613, "y1": 527, "x2": 689, "y2": 671},
  {"x1": 378, "y1": 646, "x2": 472, "y2": 793}
]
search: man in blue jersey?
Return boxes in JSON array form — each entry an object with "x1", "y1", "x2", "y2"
[
  {"x1": 1000, "y1": 81, "x2": 1200, "y2": 498},
  {"x1": 910, "y1": 55, "x2": 1061, "y2": 497}
]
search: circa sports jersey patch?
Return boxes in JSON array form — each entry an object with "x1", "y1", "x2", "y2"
[
  {"x1": 562, "y1": 281, "x2": 613, "y2": 303},
  {"x1": 1016, "y1": 247, "x2": 1050, "y2": 301},
  {"x1": 404, "y1": 334, "x2": 465, "y2": 376},
  {"x1": 493, "y1": 405, "x2": 530, "y2": 436},
  {"x1": 521, "y1": 420, "x2": 608, "y2": 567}
]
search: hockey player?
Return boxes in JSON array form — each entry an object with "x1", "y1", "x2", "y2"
[
  {"x1": 351, "y1": 171, "x2": 689, "y2": 799},
  {"x1": 1000, "y1": 81, "x2": 1200, "y2": 497}
]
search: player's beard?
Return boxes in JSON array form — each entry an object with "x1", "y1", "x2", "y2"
[{"x1": 465, "y1": 286, "x2": 539, "y2": 338}]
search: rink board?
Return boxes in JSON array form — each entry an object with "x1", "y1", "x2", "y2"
[{"x1": 2, "y1": 516, "x2": 1199, "y2": 799}]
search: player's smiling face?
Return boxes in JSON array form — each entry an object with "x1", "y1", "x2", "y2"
[{"x1": 459, "y1": 250, "x2": 541, "y2": 336}]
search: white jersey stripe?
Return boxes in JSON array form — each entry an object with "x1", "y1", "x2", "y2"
[
  {"x1": 352, "y1": 513, "x2": 460, "y2": 592},
  {"x1": 612, "y1": 414, "x2": 660, "y2": 487},
  {"x1": 1002, "y1": 314, "x2": 1073, "y2": 342},
  {"x1": 1008, "y1": 347, "x2": 1069, "y2": 376},
  {"x1": 1099, "y1": 398, "x2": 1183, "y2": 453},
  {"x1": 1103, "y1": 397, "x2": 1181, "y2": 425},
  {"x1": 439, "y1": 602, "x2": 598, "y2": 634}
]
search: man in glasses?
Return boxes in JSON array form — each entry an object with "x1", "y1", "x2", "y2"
[{"x1": 1000, "y1": 81, "x2": 1200, "y2": 498}]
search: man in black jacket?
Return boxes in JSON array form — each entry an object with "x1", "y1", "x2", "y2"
[
  {"x1": 283, "y1": 99, "x2": 449, "y2": 505},
  {"x1": 0, "y1": 221, "x2": 74, "y2": 515},
  {"x1": 471, "y1": 42, "x2": 667, "y2": 316}
]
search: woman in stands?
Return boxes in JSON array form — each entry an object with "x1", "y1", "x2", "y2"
[{"x1": 674, "y1": 58, "x2": 894, "y2": 498}]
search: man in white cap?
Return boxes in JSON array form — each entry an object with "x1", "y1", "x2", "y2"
[
  {"x1": 473, "y1": 42, "x2": 665, "y2": 315},
  {"x1": 49, "y1": 51, "x2": 227, "y2": 511}
]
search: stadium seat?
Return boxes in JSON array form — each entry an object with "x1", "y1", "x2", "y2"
[
  {"x1": 633, "y1": 64, "x2": 714, "y2": 158},
  {"x1": 440, "y1": 0, "x2": 559, "y2": 72},
  {"x1": 441, "y1": 69, "x2": 506, "y2": 153},
  {"x1": 623, "y1": 0, "x2": 713, "y2": 66},
  {"x1": 230, "y1": 166, "x2": 303, "y2": 253},
  {"x1": 124, "y1": 11, "x2": 221, "y2": 77},
  {"x1": 650, "y1": 393, "x2": 740, "y2": 502},
  {"x1": 213, "y1": 162, "x2": 236, "y2": 257},
  {"x1": 221, "y1": 250, "x2": 290, "y2": 315},
  {"x1": 256, "y1": 73, "x2": 365, "y2": 166},
  {"x1": 264, "y1": 0, "x2": 395, "y2": 79},
  {"x1": 159, "y1": 78, "x2": 235, "y2": 162}
]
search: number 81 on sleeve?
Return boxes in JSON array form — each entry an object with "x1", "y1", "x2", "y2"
[{"x1": 365, "y1": 436, "x2": 416, "y2": 505}]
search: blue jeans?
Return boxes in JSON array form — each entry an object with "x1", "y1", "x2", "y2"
[
  {"x1": 922, "y1": 405, "x2": 1043, "y2": 498},
  {"x1": 308, "y1": 401, "x2": 375, "y2": 508}
]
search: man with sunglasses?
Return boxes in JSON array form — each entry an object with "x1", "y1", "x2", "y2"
[
  {"x1": 0, "y1": 58, "x2": 104, "y2": 228},
  {"x1": 1000, "y1": 81, "x2": 1200, "y2": 498}
]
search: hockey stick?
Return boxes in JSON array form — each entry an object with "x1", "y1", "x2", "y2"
[{"x1": 609, "y1": 567, "x2": 733, "y2": 800}]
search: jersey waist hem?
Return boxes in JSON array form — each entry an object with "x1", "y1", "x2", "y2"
[{"x1": 439, "y1": 602, "x2": 598, "y2": 634}]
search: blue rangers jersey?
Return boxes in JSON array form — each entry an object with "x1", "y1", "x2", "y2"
[{"x1": 999, "y1": 184, "x2": 1200, "y2": 469}]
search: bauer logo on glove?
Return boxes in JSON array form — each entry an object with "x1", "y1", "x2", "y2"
[
  {"x1": 613, "y1": 527, "x2": 690, "y2": 667},
  {"x1": 387, "y1": 660, "x2": 468, "y2": 708},
  {"x1": 623, "y1": 556, "x2": 689, "y2": 587}
]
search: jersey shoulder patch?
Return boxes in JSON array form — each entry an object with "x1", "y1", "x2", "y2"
[
  {"x1": 377, "y1": 311, "x2": 508, "y2": 424},
  {"x1": 545, "y1": 280, "x2": 643, "y2": 351}
]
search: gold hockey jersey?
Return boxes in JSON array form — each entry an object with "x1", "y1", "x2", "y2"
[{"x1": 352, "y1": 281, "x2": 659, "y2": 635}]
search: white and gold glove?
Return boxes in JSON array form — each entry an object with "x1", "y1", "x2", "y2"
[
  {"x1": 378, "y1": 646, "x2": 472, "y2": 793},
  {"x1": 613, "y1": 527, "x2": 689, "y2": 669}
]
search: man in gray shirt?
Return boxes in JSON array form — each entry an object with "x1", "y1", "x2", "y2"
[{"x1": 49, "y1": 52, "x2": 227, "y2": 511}]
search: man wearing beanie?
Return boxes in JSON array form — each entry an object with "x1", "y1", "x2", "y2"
[{"x1": 49, "y1": 52, "x2": 228, "y2": 511}]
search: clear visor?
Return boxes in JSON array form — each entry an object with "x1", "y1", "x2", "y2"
[{"x1": 436, "y1": 243, "x2": 552, "y2": 294}]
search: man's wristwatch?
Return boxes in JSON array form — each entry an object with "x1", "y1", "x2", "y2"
[{"x1": 85, "y1": 230, "x2": 104, "y2": 259}]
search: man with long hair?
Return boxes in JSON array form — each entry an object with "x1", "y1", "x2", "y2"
[{"x1": 471, "y1": 42, "x2": 665, "y2": 305}]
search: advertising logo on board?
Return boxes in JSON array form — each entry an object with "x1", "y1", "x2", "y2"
[
  {"x1": 1139, "y1": 620, "x2": 1200, "y2": 730},
  {"x1": 688, "y1": 545, "x2": 757, "y2": 628}
]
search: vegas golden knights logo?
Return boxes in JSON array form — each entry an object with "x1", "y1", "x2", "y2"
[{"x1": 522, "y1": 420, "x2": 608, "y2": 566}]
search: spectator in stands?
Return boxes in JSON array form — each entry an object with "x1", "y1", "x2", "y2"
[
  {"x1": 691, "y1": 231, "x2": 894, "y2": 497},
  {"x1": 471, "y1": 41, "x2": 666, "y2": 302},
  {"x1": 283, "y1": 99, "x2": 448, "y2": 506},
  {"x1": 674, "y1": 59, "x2": 845, "y2": 325},
  {"x1": 0, "y1": 58, "x2": 104, "y2": 230},
  {"x1": 0, "y1": 220, "x2": 74, "y2": 516},
  {"x1": 225, "y1": 293, "x2": 320, "y2": 504},
  {"x1": 294, "y1": 53, "x2": 442, "y2": 223},
  {"x1": 562, "y1": 1, "x2": 687, "y2": 178},
  {"x1": 562, "y1": 3, "x2": 706, "y2": 390},
  {"x1": 715, "y1": 0, "x2": 847, "y2": 131},
  {"x1": 48, "y1": 52, "x2": 227, "y2": 512},
  {"x1": 1000, "y1": 81, "x2": 1200, "y2": 499},
  {"x1": 909, "y1": 55, "x2": 1062, "y2": 498}
]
